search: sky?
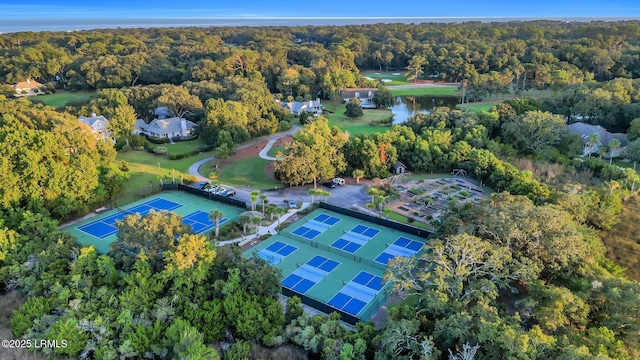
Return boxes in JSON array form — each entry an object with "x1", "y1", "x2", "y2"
[{"x1": 2, "y1": 0, "x2": 640, "y2": 19}]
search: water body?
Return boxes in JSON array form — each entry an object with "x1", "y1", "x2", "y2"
[
  {"x1": 0, "y1": 17, "x2": 634, "y2": 34},
  {"x1": 390, "y1": 96, "x2": 460, "y2": 124}
]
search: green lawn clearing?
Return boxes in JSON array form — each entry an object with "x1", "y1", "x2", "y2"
[
  {"x1": 361, "y1": 71, "x2": 411, "y2": 86},
  {"x1": 267, "y1": 145, "x2": 286, "y2": 157},
  {"x1": 37, "y1": 91, "x2": 95, "y2": 108},
  {"x1": 114, "y1": 151, "x2": 212, "y2": 205},
  {"x1": 201, "y1": 157, "x2": 281, "y2": 190},
  {"x1": 324, "y1": 103, "x2": 392, "y2": 136},
  {"x1": 457, "y1": 101, "x2": 502, "y2": 113},
  {"x1": 147, "y1": 137, "x2": 209, "y2": 157},
  {"x1": 390, "y1": 86, "x2": 459, "y2": 97},
  {"x1": 387, "y1": 212, "x2": 433, "y2": 230}
]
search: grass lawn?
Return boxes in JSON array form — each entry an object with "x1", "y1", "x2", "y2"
[
  {"x1": 361, "y1": 71, "x2": 411, "y2": 86},
  {"x1": 324, "y1": 102, "x2": 392, "y2": 136},
  {"x1": 114, "y1": 151, "x2": 213, "y2": 205},
  {"x1": 37, "y1": 91, "x2": 95, "y2": 108},
  {"x1": 201, "y1": 157, "x2": 281, "y2": 190},
  {"x1": 390, "y1": 86, "x2": 459, "y2": 97},
  {"x1": 457, "y1": 101, "x2": 501, "y2": 112},
  {"x1": 387, "y1": 212, "x2": 433, "y2": 230},
  {"x1": 147, "y1": 137, "x2": 208, "y2": 156},
  {"x1": 267, "y1": 145, "x2": 286, "y2": 157}
]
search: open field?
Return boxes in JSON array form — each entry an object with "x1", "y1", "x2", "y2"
[
  {"x1": 147, "y1": 137, "x2": 208, "y2": 156},
  {"x1": 390, "y1": 86, "x2": 459, "y2": 97},
  {"x1": 36, "y1": 91, "x2": 95, "y2": 108},
  {"x1": 361, "y1": 71, "x2": 410, "y2": 86},
  {"x1": 457, "y1": 101, "x2": 501, "y2": 112},
  {"x1": 114, "y1": 151, "x2": 211, "y2": 205},
  {"x1": 324, "y1": 103, "x2": 392, "y2": 136},
  {"x1": 207, "y1": 157, "x2": 280, "y2": 190}
]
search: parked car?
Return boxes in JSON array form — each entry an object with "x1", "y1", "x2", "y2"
[
  {"x1": 284, "y1": 200, "x2": 298, "y2": 209},
  {"x1": 332, "y1": 177, "x2": 345, "y2": 186},
  {"x1": 224, "y1": 189, "x2": 236, "y2": 197},
  {"x1": 194, "y1": 181, "x2": 209, "y2": 189},
  {"x1": 205, "y1": 185, "x2": 219, "y2": 193},
  {"x1": 323, "y1": 181, "x2": 336, "y2": 189}
]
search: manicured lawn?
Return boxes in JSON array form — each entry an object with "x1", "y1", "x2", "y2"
[
  {"x1": 37, "y1": 91, "x2": 95, "y2": 108},
  {"x1": 202, "y1": 157, "x2": 281, "y2": 190},
  {"x1": 457, "y1": 101, "x2": 501, "y2": 112},
  {"x1": 387, "y1": 212, "x2": 433, "y2": 230},
  {"x1": 147, "y1": 137, "x2": 209, "y2": 156},
  {"x1": 361, "y1": 71, "x2": 411, "y2": 86},
  {"x1": 114, "y1": 150, "x2": 212, "y2": 205},
  {"x1": 324, "y1": 103, "x2": 392, "y2": 136},
  {"x1": 267, "y1": 146, "x2": 286, "y2": 157},
  {"x1": 390, "y1": 86, "x2": 459, "y2": 97}
]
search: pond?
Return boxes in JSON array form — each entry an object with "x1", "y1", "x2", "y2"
[{"x1": 390, "y1": 96, "x2": 460, "y2": 124}]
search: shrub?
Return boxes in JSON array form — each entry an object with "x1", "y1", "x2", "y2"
[
  {"x1": 129, "y1": 134, "x2": 146, "y2": 148},
  {"x1": 153, "y1": 146, "x2": 167, "y2": 155},
  {"x1": 146, "y1": 136, "x2": 170, "y2": 144},
  {"x1": 278, "y1": 120, "x2": 292, "y2": 132}
]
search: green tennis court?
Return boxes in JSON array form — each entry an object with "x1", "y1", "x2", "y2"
[
  {"x1": 65, "y1": 191, "x2": 244, "y2": 253},
  {"x1": 246, "y1": 208, "x2": 427, "y2": 323}
]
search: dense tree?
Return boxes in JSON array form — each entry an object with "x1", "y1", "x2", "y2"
[
  {"x1": 501, "y1": 110, "x2": 569, "y2": 154},
  {"x1": 109, "y1": 210, "x2": 190, "y2": 272},
  {"x1": 156, "y1": 84, "x2": 203, "y2": 119},
  {"x1": 372, "y1": 85, "x2": 395, "y2": 108},
  {"x1": 274, "y1": 117, "x2": 348, "y2": 188},
  {"x1": 344, "y1": 98, "x2": 363, "y2": 118}
]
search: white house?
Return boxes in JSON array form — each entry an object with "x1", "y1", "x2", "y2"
[
  {"x1": 567, "y1": 122, "x2": 628, "y2": 157},
  {"x1": 13, "y1": 79, "x2": 45, "y2": 96},
  {"x1": 78, "y1": 113, "x2": 113, "y2": 142},
  {"x1": 280, "y1": 98, "x2": 323, "y2": 116},
  {"x1": 134, "y1": 117, "x2": 195, "y2": 138},
  {"x1": 339, "y1": 88, "x2": 378, "y2": 108}
]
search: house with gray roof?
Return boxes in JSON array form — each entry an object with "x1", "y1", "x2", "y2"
[
  {"x1": 568, "y1": 122, "x2": 628, "y2": 157},
  {"x1": 339, "y1": 88, "x2": 378, "y2": 108},
  {"x1": 78, "y1": 113, "x2": 113, "y2": 142},
  {"x1": 280, "y1": 98, "x2": 323, "y2": 116},
  {"x1": 134, "y1": 117, "x2": 196, "y2": 139}
]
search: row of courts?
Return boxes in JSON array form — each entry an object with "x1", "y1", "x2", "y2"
[
  {"x1": 65, "y1": 191, "x2": 244, "y2": 253},
  {"x1": 247, "y1": 208, "x2": 427, "y2": 323}
]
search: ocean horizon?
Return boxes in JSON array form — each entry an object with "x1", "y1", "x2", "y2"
[{"x1": 1, "y1": 17, "x2": 638, "y2": 34}]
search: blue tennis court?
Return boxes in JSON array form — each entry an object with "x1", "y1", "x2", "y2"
[
  {"x1": 182, "y1": 210, "x2": 224, "y2": 234},
  {"x1": 327, "y1": 271, "x2": 386, "y2": 316},
  {"x1": 78, "y1": 198, "x2": 182, "y2": 239},
  {"x1": 350, "y1": 224, "x2": 380, "y2": 238},
  {"x1": 281, "y1": 255, "x2": 340, "y2": 294},
  {"x1": 375, "y1": 236, "x2": 424, "y2": 264},
  {"x1": 257, "y1": 241, "x2": 298, "y2": 265},
  {"x1": 312, "y1": 214, "x2": 341, "y2": 225}
]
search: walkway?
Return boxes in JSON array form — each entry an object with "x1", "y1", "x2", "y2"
[
  {"x1": 216, "y1": 201, "x2": 310, "y2": 246},
  {"x1": 187, "y1": 125, "x2": 301, "y2": 180}
]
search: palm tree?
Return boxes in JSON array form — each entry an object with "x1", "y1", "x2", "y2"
[
  {"x1": 249, "y1": 190, "x2": 260, "y2": 211},
  {"x1": 209, "y1": 210, "x2": 224, "y2": 238},
  {"x1": 352, "y1": 169, "x2": 365, "y2": 184},
  {"x1": 307, "y1": 188, "x2": 316, "y2": 203},
  {"x1": 272, "y1": 206, "x2": 286, "y2": 226},
  {"x1": 608, "y1": 139, "x2": 621, "y2": 165},
  {"x1": 366, "y1": 187, "x2": 380, "y2": 205},
  {"x1": 237, "y1": 214, "x2": 251, "y2": 237},
  {"x1": 366, "y1": 202, "x2": 375, "y2": 215},
  {"x1": 586, "y1": 133, "x2": 600, "y2": 158},
  {"x1": 382, "y1": 207, "x2": 392, "y2": 219},
  {"x1": 260, "y1": 194, "x2": 268, "y2": 213}
]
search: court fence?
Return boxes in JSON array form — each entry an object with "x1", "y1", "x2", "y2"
[
  {"x1": 162, "y1": 184, "x2": 247, "y2": 209},
  {"x1": 281, "y1": 231, "x2": 387, "y2": 271},
  {"x1": 318, "y1": 202, "x2": 433, "y2": 239},
  {"x1": 282, "y1": 287, "x2": 361, "y2": 325}
]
